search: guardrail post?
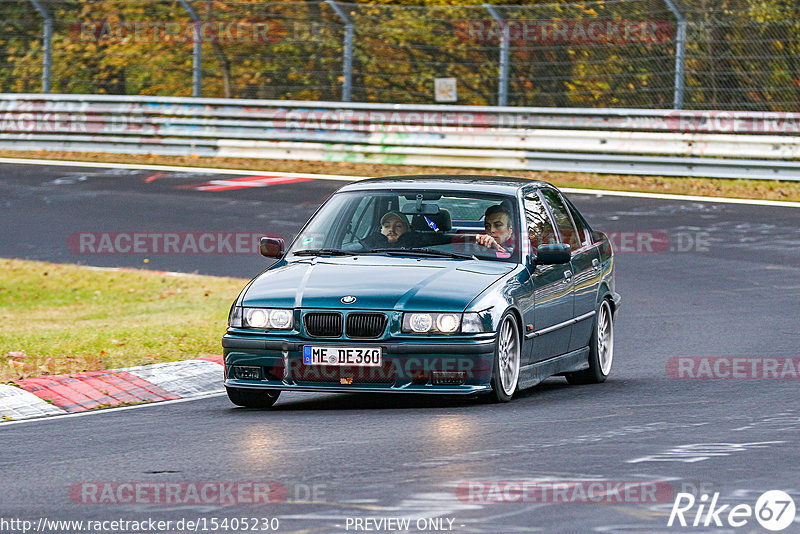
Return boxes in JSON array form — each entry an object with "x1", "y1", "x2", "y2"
[
  {"x1": 178, "y1": 0, "x2": 202, "y2": 97},
  {"x1": 28, "y1": 0, "x2": 52, "y2": 93},
  {"x1": 326, "y1": 0, "x2": 353, "y2": 102},
  {"x1": 484, "y1": 4, "x2": 509, "y2": 107},
  {"x1": 663, "y1": 0, "x2": 686, "y2": 109}
]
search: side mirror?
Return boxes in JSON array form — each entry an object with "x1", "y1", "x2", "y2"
[
  {"x1": 535, "y1": 243, "x2": 571, "y2": 265},
  {"x1": 260, "y1": 236, "x2": 284, "y2": 259}
]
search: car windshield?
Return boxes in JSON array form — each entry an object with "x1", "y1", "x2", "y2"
[{"x1": 288, "y1": 190, "x2": 521, "y2": 263}]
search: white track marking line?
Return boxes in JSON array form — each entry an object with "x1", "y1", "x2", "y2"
[
  {"x1": 560, "y1": 187, "x2": 800, "y2": 208},
  {"x1": 2, "y1": 157, "x2": 798, "y2": 208},
  {"x1": 0, "y1": 157, "x2": 365, "y2": 181}
]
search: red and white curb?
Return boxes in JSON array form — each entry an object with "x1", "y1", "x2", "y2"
[{"x1": 0, "y1": 355, "x2": 223, "y2": 422}]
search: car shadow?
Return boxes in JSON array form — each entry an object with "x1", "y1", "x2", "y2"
[{"x1": 227, "y1": 377, "x2": 587, "y2": 412}]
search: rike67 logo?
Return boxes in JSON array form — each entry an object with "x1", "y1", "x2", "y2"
[{"x1": 668, "y1": 490, "x2": 796, "y2": 531}]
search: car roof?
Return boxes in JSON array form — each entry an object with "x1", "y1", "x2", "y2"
[{"x1": 337, "y1": 174, "x2": 551, "y2": 195}]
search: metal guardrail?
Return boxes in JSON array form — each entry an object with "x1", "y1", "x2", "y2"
[{"x1": 2, "y1": 94, "x2": 800, "y2": 181}]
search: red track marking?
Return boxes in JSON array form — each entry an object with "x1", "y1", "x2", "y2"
[
  {"x1": 16, "y1": 378, "x2": 79, "y2": 412},
  {"x1": 144, "y1": 171, "x2": 166, "y2": 183},
  {"x1": 181, "y1": 175, "x2": 314, "y2": 191},
  {"x1": 17, "y1": 371, "x2": 178, "y2": 413},
  {"x1": 17, "y1": 377, "x2": 99, "y2": 412}
]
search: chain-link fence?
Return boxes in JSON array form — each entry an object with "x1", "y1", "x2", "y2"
[{"x1": 1, "y1": 0, "x2": 799, "y2": 111}]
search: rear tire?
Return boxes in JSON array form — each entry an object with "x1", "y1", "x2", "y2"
[
  {"x1": 566, "y1": 299, "x2": 614, "y2": 385},
  {"x1": 226, "y1": 387, "x2": 280, "y2": 408},
  {"x1": 489, "y1": 313, "x2": 521, "y2": 402}
]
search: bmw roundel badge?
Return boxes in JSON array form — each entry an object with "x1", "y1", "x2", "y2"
[{"x1": 341, "y1": 295, "x2": 357, "y2": 304}]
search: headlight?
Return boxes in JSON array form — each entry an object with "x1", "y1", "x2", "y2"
[
  {"x1": 234, "y1": 307, "x2": 294, "y2": 330},
  {"x1": 408, "y1": 313, "x2": 433, "y2": 332},
  {"x1": 402, "y1": 312, "x2": 462, "y2": 334},
  {"x1": 268, "y1": 309, "x2": 293, "y2": 329},
  {"x1": 436, "y1": 313, "x2": 460, "y2": 333},
  {"x1": 245, "y1": 309, "x2": 269, "y2": 328}
]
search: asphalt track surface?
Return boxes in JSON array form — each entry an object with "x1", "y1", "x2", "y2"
[{"x1": 1, "y1": 162, "x2": 800, "y2": 533}]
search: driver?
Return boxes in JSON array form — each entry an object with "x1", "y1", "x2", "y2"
[{"x1": 476, "y1": 204, "x2": 515, "y2": 253}]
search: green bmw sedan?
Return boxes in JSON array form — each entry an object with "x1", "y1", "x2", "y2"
[{"x1": 222, "y1": 175, "x2": 620, "y2": 407}]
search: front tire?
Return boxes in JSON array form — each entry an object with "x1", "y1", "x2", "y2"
[
  {"x1": 566, "y1": 299, "x2": 614, "y2": 385},
  {"x1": 226, "y1": 387, "x2": 280, "y2": 408},
  {"x1": 489, "y1": 313, "x2": 521, "y2": 402}
]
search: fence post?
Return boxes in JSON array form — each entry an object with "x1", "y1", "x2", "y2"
[
  {"x1": 326, "y1": 0, "x2": 353, "y2": 102},
  {"x1": 663, "y1": 0, "x2": 686, "y2": 109},
  {"x1": 28, "y1": 0, "x2": 52, "y2": 93},
  {"x1": 484, "y1": 4, "x2": 509, "y2": 107},
  {"x1": 178, "y1": 0, "x2": 202, "y2": 98}
]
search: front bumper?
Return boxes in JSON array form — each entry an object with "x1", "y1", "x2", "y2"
[{"x1": 222, "y1": 334, "x2": 496, "y2": 395}]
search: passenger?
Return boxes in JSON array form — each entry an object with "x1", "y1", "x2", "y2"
[
  {"x1": 476, "y1": 204, "x2": 515, "y2": 253},
  {"x1": 379, "y1": 211, "x2": 410, "y2": 244},
  {"x1": 362, "y1": 211, "x2": 417, "y2": 248}
]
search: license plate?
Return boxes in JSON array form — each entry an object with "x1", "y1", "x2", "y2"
[{"x1": 302, "y1": 346, "x2": 382, "y2": 367}]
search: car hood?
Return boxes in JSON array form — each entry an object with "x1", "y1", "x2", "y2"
[{"x1": 242, "y1": 256, "x2": 515, "y2": 312}]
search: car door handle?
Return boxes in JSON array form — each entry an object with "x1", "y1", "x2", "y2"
[
  {"x1": 563, "y1": 270, "x2": 572, "y2": 282},
  {"x1": 592, "y1": 258, "x2": 601, "y2": 271}
]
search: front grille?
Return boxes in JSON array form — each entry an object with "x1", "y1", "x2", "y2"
[
  {"x1": 304, "y1": 312, "x2": 342, "y2": 337},
  {"x1": 346, "y1": 313, "x2": 388, "y2": 339}
]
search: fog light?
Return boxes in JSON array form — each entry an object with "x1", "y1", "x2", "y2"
[
  {"x1": 432, "y1": 371, "x2": 466, "y2": 385},
  {"x1": 232, "y1": 366, "x2": 262, "y2": 380}
]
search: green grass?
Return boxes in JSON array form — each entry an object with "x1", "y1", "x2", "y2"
[{"x1": 0, "y1": 258, "x2": 247, "y2": 382}]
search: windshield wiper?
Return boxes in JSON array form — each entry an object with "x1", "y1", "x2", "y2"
[
  {"x1": 293, "y1": 248, "x2": 357, "y2": 256},
  {"x1": 368, "y1": 247, "x2": 475, "y2": 260}
]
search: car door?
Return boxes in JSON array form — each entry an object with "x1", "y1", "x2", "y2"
[
  {"x1": 523, "y1": 190, "x2": 575, "y2": 363},
  {"x1": 540, "y1": 189, "x2": 602, "y2": 353},
  {"x1": 562, "y1": 196, "x2": 603, "y2": 352}
]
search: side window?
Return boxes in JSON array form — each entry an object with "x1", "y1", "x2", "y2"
[
  {"x1": 565, "y1": 199, "x2": 592, "y2": 247},
  {"x1": 523, "y1": 192, "x2": 558, "y2": 249},
  {"x1": 539, "y1": 189, "x2": 581, "y2": 251}
]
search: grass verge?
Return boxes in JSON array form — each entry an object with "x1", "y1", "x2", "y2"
[
  {"x1": 2, "y1": 149, "x2": 800, "y2": 202},
  {"x1": 0, "y1": 258, "x2": 246, "y2": 383}
]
